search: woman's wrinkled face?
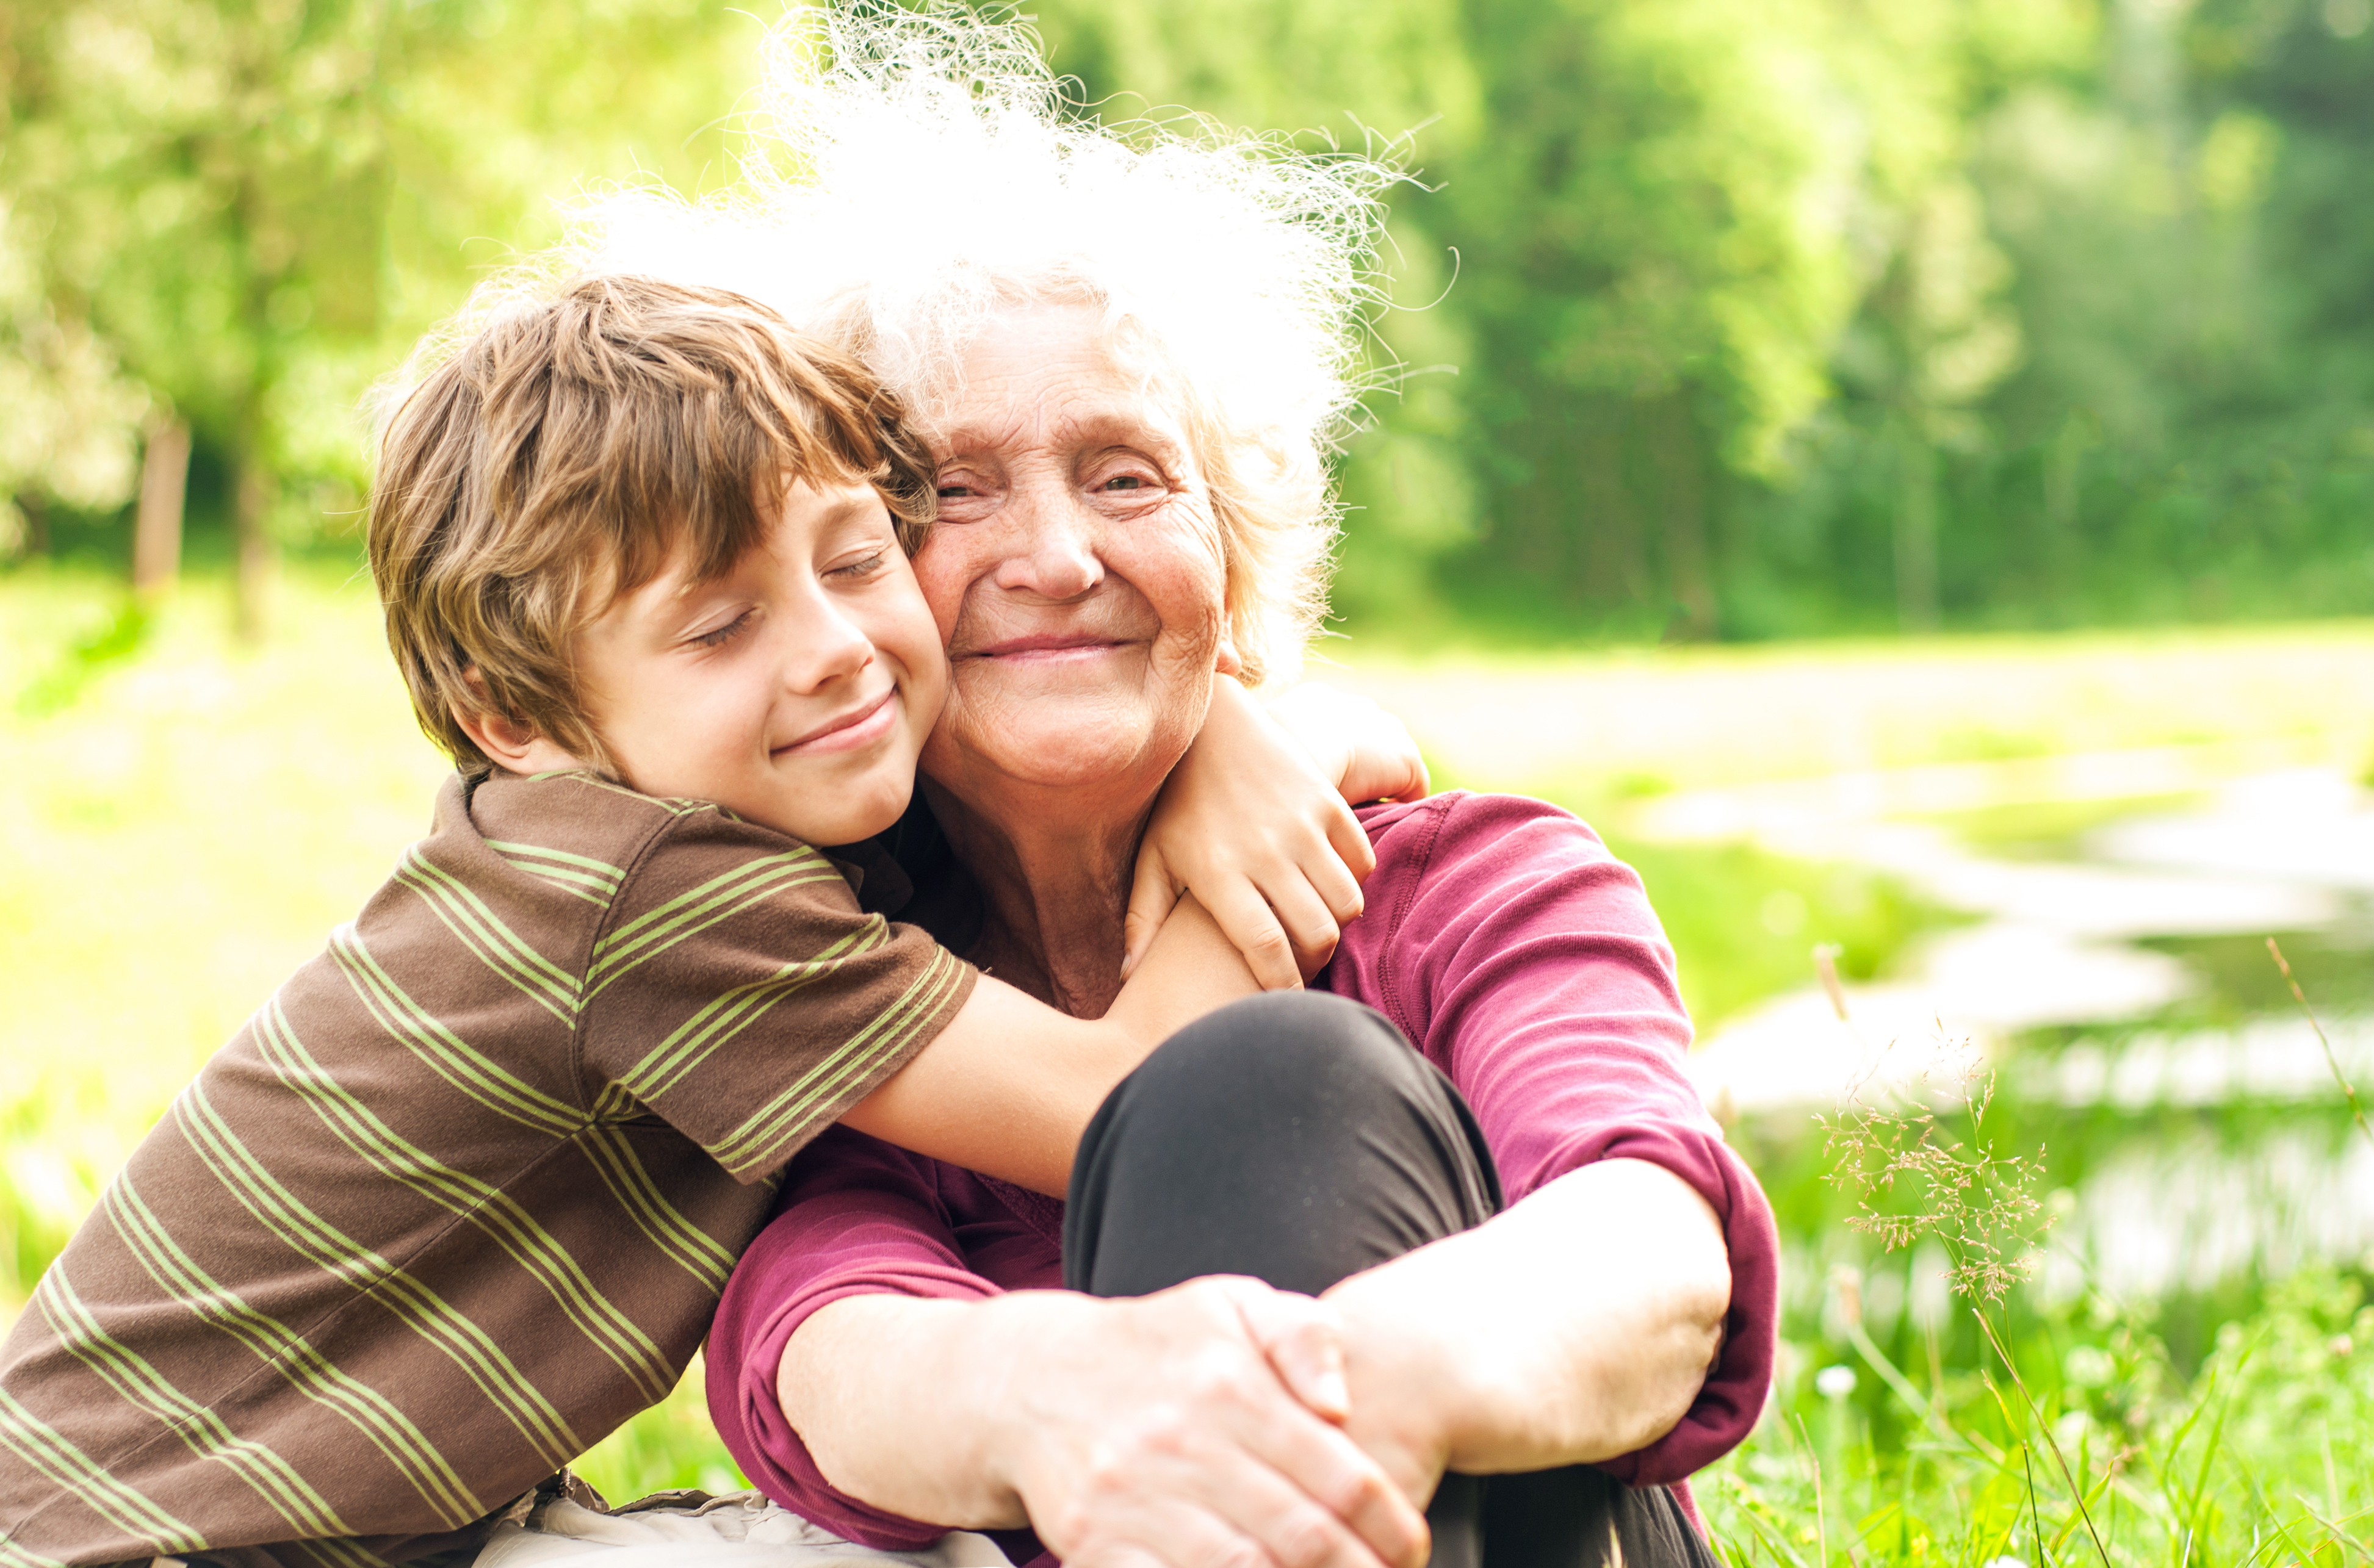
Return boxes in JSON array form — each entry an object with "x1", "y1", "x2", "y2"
[{"x1": 915, "y1": 305, "x2": 1233, "y2": 808}]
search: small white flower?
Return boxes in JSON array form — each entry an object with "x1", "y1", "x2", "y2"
[
  {"x1": 1815, "y1": 1364, "x2": 1858, "y2": 1400},
  {"x1": 1982, "y1": 1556, "x2": 2028, "y2": 1568}
]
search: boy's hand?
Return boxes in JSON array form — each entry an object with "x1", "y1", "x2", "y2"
[
  {"x1": 1127, "y1": 680, "x2": 1377, "y2": 990},
  {"x1": 1266, "y1": 682, "x2": 1431, "y2": 810}
]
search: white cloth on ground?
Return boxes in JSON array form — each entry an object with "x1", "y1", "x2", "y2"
[{"x1": 469, "y1": 1492, "x2": 1014, "y2": 1567}]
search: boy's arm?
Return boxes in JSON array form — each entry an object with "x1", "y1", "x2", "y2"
[
  {"x1": 837, "y1": 896, "x2": 1258, "y2": 1196},
  {"x1": 1123, "y1": 679, "x2": 1431, "y2": 990}
]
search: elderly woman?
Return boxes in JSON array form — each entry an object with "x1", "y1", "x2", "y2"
[{"x1": 597, "y1": 13, "x2": 1778, "y2": 1567}]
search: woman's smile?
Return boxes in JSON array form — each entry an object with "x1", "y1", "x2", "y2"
[{"x1": 962, "y1": 632, "x2": 1134, "y2": 664}]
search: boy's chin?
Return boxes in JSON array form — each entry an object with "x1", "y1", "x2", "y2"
[{"x1": 760, "y1": 769, "x2": 916, "y2": 848}]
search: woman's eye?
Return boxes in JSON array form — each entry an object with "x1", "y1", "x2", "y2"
[
  {"x1": 1100, "y1": 473, "x2": 1159, "y2": 492},
  {"x1": 693, "y1": 611, "x2": 752, "y2": 650}
]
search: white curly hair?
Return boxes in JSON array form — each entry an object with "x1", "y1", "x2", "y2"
[{"x1": 575, "y1": 2, "x2": 1401, "y2": 683}]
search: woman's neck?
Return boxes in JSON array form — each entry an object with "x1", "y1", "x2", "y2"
[{"x1": 920, "y1": 775, "x2": 1152, "y2": 1020}]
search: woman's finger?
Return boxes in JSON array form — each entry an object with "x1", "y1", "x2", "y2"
[
  {"x1": 1202, "y1": 1389, "x2": 1430, "y2": 1568},
  {"x1": 1108, "y1": 1400, "x2": 1414, "y2": 1568},
  {"x1": 1055, "y1": 1478, "x2": 1269, "y2": 1568},
  {"x1": 1019, "y1": 1283, "x2": 1426, "y2": 1568},
  {"x1": 1073, "y1": 1476, "x2": 1374, "y2": 1568},
  {"x1": 1122, "y1": 843, "x2": 1184, "y2": 980},
  {"x1": 1197, "y1": 1281, "x2": 1431, "y2": 1568},
  {"x1": 1220, "y1": 1281, "x2": 1351, "y2": 1423},
  {"x1": 1045, "y1": 1334, "x2": 1387, "y2": 1568}
]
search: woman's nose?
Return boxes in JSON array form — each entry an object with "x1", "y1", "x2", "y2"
[{"x1": 992, "y1": 476, "x2": 1104, "y2": 602}]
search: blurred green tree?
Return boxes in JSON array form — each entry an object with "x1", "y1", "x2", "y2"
[
  {"x1": 12, "y1": 0, "x2": 2374, "y2": 639},
  {"x1": 1025, "y1": 0, "x2": 2094, "y2": 639},
  {"x1": 0, "y1": 0, "x2": 760, "y2": 630},
  {"x1": 0, "y1": 189, "x2": 150, "y2": 561}
]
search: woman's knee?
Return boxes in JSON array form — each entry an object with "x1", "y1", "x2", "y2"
[
  {"x1": 1124, "y1": 990, "x2": 1439, "y2": 1127},
  {"x1": 1064, "y1": 990, "x2": 1501, "y2": 1297}
]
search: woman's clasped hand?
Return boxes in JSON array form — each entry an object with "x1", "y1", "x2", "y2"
[
  {"x1": 789, "y1": 1279, "x2": 1433, "y2": 1568},
  {"x1": 1004, "y1": 1282, "x2": 1427, "y2": 1568}
]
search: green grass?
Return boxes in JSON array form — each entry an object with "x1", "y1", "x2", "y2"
[
  {"x1": 1600, "y1": 835, "x2": 1954, "y2": 1029},
  {"x1": 1703, "y1": 1265, "x2": 2372, "y2": 1568},
  {"x1": 6, "y1": 559, "x2": 2370, "y2": 1545}
]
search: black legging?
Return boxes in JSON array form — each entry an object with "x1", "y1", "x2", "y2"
[{"x1": 1061, "y1": 991, "x2": 1719, "y2": 1568}]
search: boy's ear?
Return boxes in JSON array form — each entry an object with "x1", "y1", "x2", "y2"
[{"x1": 453, "y1": 671, "x2": 586, "y2": 777}]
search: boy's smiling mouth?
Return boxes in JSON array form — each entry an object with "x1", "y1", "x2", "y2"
[{"x1": 775, "y1": 688, "x2": 898, "y2": 757}]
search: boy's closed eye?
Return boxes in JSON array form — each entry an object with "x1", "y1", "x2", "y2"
[
  {"x1": 692, "y1": 610, "x2": 756, "y2": 650},
  {"x1": 828, "y1": 548, "x2": 892, "y2": 582}
]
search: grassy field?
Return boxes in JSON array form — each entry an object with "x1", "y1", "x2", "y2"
[{"x1": 5, "y1": 562, "x2": 2371, "y2": 1553}]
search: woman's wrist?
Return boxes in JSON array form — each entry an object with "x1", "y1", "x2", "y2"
[
  {"x1": 1322, "y1": 1272, "x2": 1464, "y2": 1506},
  {"x1": 965, "y1": 1290, "x2": 1111, "y2": 1517},
  {"x1": 1317, "y1": 1162, "x2": 1731, "y2": 1478},
  {"x1": 782, "y1": 1294, "x2": 1041, "y2": 1530}
]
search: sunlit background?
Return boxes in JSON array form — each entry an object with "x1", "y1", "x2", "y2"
[{"x1": 5, "y1": 0, "x2": 2374, "y2": 1561}]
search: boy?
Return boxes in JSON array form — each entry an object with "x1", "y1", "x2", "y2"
[{"x1": 0, "y1": 275, "x2": 1278, "y2": 1567}]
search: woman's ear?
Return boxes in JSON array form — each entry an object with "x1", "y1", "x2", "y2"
[
  {"x1": 1214, "y1": 599, "x2": 1244, "y2": 678},
  {"x1": 453, "y1": 671, "x2": 586, "y2": 776}
]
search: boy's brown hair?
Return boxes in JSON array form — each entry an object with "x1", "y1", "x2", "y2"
[{"x1": 368, "y1": 273, "x2": 936, "y2": 775}]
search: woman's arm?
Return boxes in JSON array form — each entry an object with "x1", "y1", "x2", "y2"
[
  {"x1": 779, "y1": 1281, "x2": 1430, "y2": 1568},
  {"x1": 716, "y1": 1134, "x2": 1430, "y2": 1568},
  {"x1": 1319, "y1": 1160, "x2": 1731, "y2": 1503},
  {"x1": 841, "y1": 895, "x2": 1258, "y2": 1196},
  {"x1": 1322, "y1": 793, "x2": 1781, "y2": 1487}
]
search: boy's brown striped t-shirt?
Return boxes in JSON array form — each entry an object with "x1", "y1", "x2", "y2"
[{"x1": 0, "y1": 769, "x2": 975, "y2": 1568}]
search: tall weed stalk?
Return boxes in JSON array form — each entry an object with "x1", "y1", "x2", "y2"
[{"x1": 1705, "y1": 954, "x2": 2372, "y2": 1568}]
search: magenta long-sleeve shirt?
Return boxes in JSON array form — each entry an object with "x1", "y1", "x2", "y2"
[{"x1": 705, "y1": 792, "x2": 1780, "y2": 1560}]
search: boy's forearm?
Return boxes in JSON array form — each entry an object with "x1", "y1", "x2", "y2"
[
  {"x1": 1100, "y1": 894, "x2": 1260, "y2": 1048},
  {"x1": 840, "y1": 899, "x2": 1256, "y2": 1195}
]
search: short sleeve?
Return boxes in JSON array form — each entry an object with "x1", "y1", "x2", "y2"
[{"x1": 578, "y1": 806, "x2": 976, "y2": 1182}]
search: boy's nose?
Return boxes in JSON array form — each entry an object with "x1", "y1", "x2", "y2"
[{"x1": 785, "y1": 603, "x2": 875, "y2": 692}]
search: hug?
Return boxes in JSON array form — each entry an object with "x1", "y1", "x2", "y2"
[{"x1": 0, "y1": 11, "x2": 1777, "y2": 1568}]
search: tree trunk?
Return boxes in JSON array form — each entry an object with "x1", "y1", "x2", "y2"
[
  {"x1": 1650, "y1": 392, "x2": 1718, "y2": 640},
  {"x1": 1578, "y1": 408, "x2": 1648, "y2": 611},
  {"x1": 133, "y1": 413, "x2": 192, "y2": 598},
  {"x1": 1894, "y1": 419, "x2": 1940, "y2": 634},
  {"x1": 233, "y1": 416, "x2": 275, "y2": 642},
  {"x1": 20, "y1": 492, "x2": 51, "y2": 557},
  {"x1": 2041, "y1": 411, "x2": 2093, "y2": 607}
]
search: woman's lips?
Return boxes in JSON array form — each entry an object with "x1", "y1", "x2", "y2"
[
  {"x1": 961, "y1": 633, "x2": 1130, "y2": 663},
  {"x1": 776, "y1": 689, "x2": 897, "y2": 756}
]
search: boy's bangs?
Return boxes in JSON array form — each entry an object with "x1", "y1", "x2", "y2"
[{"x1": 590, "y1": 452, "x2": 889, "y2": 622}]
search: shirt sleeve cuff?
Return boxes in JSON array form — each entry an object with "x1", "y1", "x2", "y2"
[
  {"x1": 1521, "y1": 1120, "x2": 1780, "y2": 1486},
  {"x1": 711, "y1": 1264, "x2": 1006, "y2": 1551}
]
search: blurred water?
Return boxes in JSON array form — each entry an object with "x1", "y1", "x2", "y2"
[{"x1": 1675, "y1": 761, "x2": 2374, "y2": 1296}]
